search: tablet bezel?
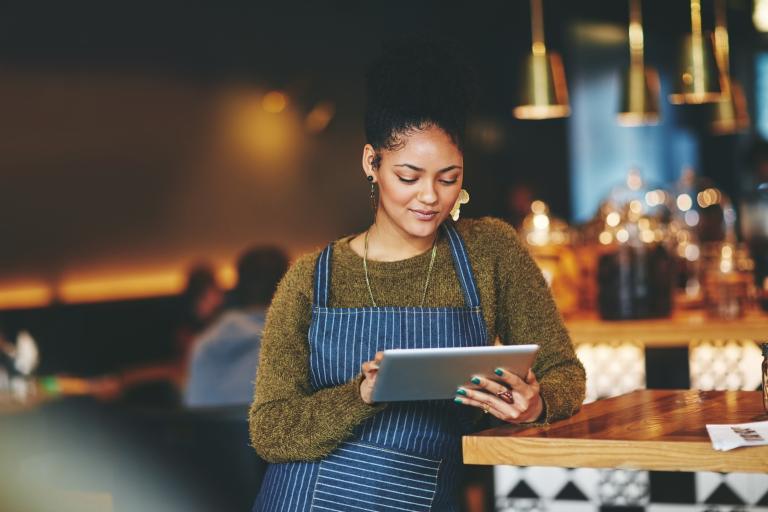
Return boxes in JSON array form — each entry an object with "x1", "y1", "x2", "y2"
[{"x1": 370, "y1": 344, "x2": 540, "y2": 403}]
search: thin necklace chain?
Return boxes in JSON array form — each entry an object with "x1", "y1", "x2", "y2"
[{"x1": 363, "y1": 228, "x2": 438, "y2": 308}]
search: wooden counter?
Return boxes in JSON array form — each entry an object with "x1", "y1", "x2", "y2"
[
  {"x1": 565, "y1": 311, "x2": 768, "y2": 347},
  {"x1": 463, "y1": 389, "x2": 768, "y2": 473}
]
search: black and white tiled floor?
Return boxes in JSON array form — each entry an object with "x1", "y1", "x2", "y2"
[
  {"x1": 495, "y1": 466, "x2": 768, "y2": 511},
  {"x1": 493, "y1": 339, "x2": 767, "y2": 512}
]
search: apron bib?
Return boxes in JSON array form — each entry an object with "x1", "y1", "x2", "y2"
[{"x1": 253, "y1": 222, "x2": 488, "y2": 511}]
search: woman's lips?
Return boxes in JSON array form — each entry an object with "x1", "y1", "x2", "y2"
[{"x1": 410, "y1": 209, "x2": 438, "y2": 221}]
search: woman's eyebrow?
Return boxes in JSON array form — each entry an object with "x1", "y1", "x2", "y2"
[{"x1": 394, "y1": 164, "x2": 463, "y2": 172}]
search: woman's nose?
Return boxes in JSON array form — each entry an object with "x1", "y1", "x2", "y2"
[{"x1": 417, "y1": 181, "x2": 438, "y2": 204}]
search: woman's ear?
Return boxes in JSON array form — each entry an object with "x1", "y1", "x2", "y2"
[{"x1": 362, "y1": 144, "x2": 378, "y2": 180}]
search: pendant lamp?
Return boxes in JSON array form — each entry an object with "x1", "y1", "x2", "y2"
[
  {"x1": 710, "y1": 0, "x2": 750, "y2": 134},
  {"x1": 513, "y1": 0, "x2": 570, "y2": 120},
  {"x1": 669, "y1": 0, "x2": 722, "y2": 104},
  {"x1": 618, "y1": 0, "x2": 660, "y2": 125}
]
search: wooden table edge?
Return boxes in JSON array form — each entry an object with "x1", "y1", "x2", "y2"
[{"x1": 462, "y1": 436, "x2": 768, "y2": 473}]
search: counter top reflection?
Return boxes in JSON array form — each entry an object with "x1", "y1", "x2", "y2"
[
  {"x1": 565, "y1": 311, "x2": 768, "y2": 346},
  {"x1": 463, "y1": 389, "x2": 768, "y2": 473}
]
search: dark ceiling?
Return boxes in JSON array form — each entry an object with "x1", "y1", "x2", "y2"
[{"x1": 0, "y1": 1, "x2": 758, "y2": 83}]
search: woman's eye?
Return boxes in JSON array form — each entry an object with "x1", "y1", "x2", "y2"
[
  {"x1": 398, "y1": 176, "x2": 417, "y2": 183},
  {"x1": 440, "y1": 179, "x2": 458, "y2": 185}
]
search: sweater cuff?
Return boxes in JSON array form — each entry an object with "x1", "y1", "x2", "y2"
[
  {"x1": 339, "y1": 373, "x2": 387, "y2": 418},
  {"x1": 538, "y1": 383, "x2": 561, "y2": 424}
]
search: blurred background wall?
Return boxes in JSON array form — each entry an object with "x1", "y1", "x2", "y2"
[
  {"x1": 0, "y1": 0, "x2": 578, "y2": 297},
  {"x1": 0, "y1": 0, "x2": 761, "y2": 373}
]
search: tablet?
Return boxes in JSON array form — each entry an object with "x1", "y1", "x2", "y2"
[{"x1": 370, "y1": 344, "x2": 539, "y2": 402}]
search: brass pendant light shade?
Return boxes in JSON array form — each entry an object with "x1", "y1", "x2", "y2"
[
  {"x1": 709, "y1": 0, "x2": 750, "y2": 134},
  {"x1": 513, "y1": 0, "x2": 570, "y2": 120},
  {"x1": 711, "y1": 79, "x2": 750, "y2": 134},
  {"x1": 669, "y1": 0, "x2": 723, "y2": 104},
  {"x1": 618, "y1": 65, "x2": 660, "y2": 126},
  {"x1": 668, "y1": 33, "x2": 723, "y2": 104},
  {"x1": 514, "y1": 52, "x2": 570, "y2": 120},
  {"x1": 618, "y1": 0, "x2": 660, "y2": 125}
]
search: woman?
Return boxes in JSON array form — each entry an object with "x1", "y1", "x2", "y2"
[{"x1": 249, "y1": 40, "x2": 585, "y2": 511}]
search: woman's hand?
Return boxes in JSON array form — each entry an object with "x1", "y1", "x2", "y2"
[
  {"x1": 454, "y1": 368, "x2": 543, "y2": 423},
  {"x1": 360, "y1": 351, "x2": 385, "y2": 405}
]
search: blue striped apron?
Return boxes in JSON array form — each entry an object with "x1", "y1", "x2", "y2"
[{"x1": 253, "y1": 222, "x2": 489, "y2": 511}]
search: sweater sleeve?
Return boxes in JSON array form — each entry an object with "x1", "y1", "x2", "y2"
[
  {"x1": 248, "y1": 253, "x2": 385, "y2": 463},
  {"x1": 489, "y1": 218, "x2": 586, "y2": 423}
]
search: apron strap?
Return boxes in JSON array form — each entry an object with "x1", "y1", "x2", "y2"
[
  {"x1": 442, "y1": 221, "x2": 482, "y2": 309},
  {"x1": 313, "y1": 243, "x2": 333, "y2": 308},
  {"x1": 312, "y1": 222, "x2": 481, "y2": 309}
]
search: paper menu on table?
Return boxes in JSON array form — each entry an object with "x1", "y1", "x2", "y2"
[{"x1": 706, "y1": 420, "x2": 768, "y2": 451}]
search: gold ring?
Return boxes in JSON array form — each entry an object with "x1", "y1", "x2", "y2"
[{"x1": 482, "y1": 404, "x2": 490, "y2": 414}]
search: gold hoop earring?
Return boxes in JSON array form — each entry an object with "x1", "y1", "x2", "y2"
[{"x1": 450, "y1": 189, "x2": 470, "y2": 221}]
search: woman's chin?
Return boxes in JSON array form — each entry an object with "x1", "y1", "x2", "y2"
[{"x1": 401, "y1": 218, "x2": 442, "y2": 239}]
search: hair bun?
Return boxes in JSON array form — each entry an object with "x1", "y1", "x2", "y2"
[{"x1": 364, "y1": 37, "x2": 477, "y2": 152}]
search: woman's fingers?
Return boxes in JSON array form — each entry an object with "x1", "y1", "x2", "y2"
[
  {"x1": 455, "y1": 368, "x2": 543, "y2": 423},
  {"x1": 454, "y1": 389, "x2": 523, "y2": 422},
  {"x1": 492, "y1": 368, "x2": 540, "y2": 398},
  {"x1": 362, "y1": 352, "x2": 385, "y2": 375},
  {"x1": 361, "y1": 360, "x2": 378, "y2": 374},
  {"x1": 509, "y1": 390, "x2": 529, "y2": 411},
  {"x1": 525, "y1": 369, "x2": 541, "y2": 392},
  {"x1": 492, "y1": 367, "x2": 526, "y2": 389},
  {"x1": 360, "y1": 354, "x2": 386, "y2": 405},
  {"x1": 463, "y1": 369, "x2": 534, "y2": 401},
  {"x1": 465, "y1": 375, "x2": 508, "y2": 395}
]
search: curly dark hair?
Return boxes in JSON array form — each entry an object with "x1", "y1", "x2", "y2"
[{"x1": 364, "y1": 37, "x2": 476, "y2": 165}]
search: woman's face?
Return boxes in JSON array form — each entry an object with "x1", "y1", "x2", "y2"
[{"x1": 365, "y1": 125, "x2": 464, "y2": 241}]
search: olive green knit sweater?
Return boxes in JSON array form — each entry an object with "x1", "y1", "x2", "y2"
[{"x1": 249, "y1": 217, "x2": 585, "y2": 463}]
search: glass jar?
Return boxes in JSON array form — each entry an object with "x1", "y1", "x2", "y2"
[
  {"x1": 670, "y1": 169, "x2": 740, "y2": 309},
  {"x1": 594, "y1": 171, "x2": 675, "y2": 320},
  {"x1": 520, "y1": 200, "x2": 580, "y2": 316},
  {"x1": 597, "y1": 237, "x2": 675, "y2": 320},
  {"x1": 701, "y1": 242, "x2": 755, "y2": 319},
  {"x1": 741, "y1": 182, "x2": 768, "y2": 312}
]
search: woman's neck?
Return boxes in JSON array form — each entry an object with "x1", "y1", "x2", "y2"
[{"x1": 365, "y1": 218, "x2": 437, "y2": 262}]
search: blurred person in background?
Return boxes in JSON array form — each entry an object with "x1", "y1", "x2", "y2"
[
  {"x1": 185, "y1": 247, "x2": 289, "y2": 408},
  {"x1": 90, "y1": 264, "x2": 225, "y2": 404},
  {"x1": 174, "y1": 264, "x2": 227, "y2": 367}
]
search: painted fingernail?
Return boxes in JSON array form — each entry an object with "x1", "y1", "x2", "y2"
[
  {"x1": 494, "y1": 368, "x2": 504, "y2": 376},
  {"x1": 456, "y1": 387, "x2": 467, "y2": 396},
  {"x1": 454, "y1": 397, "x2": 463, "y2": 404},
  {"x1": 470, "y1": 377, "x2": 481, "y2": 385}
]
